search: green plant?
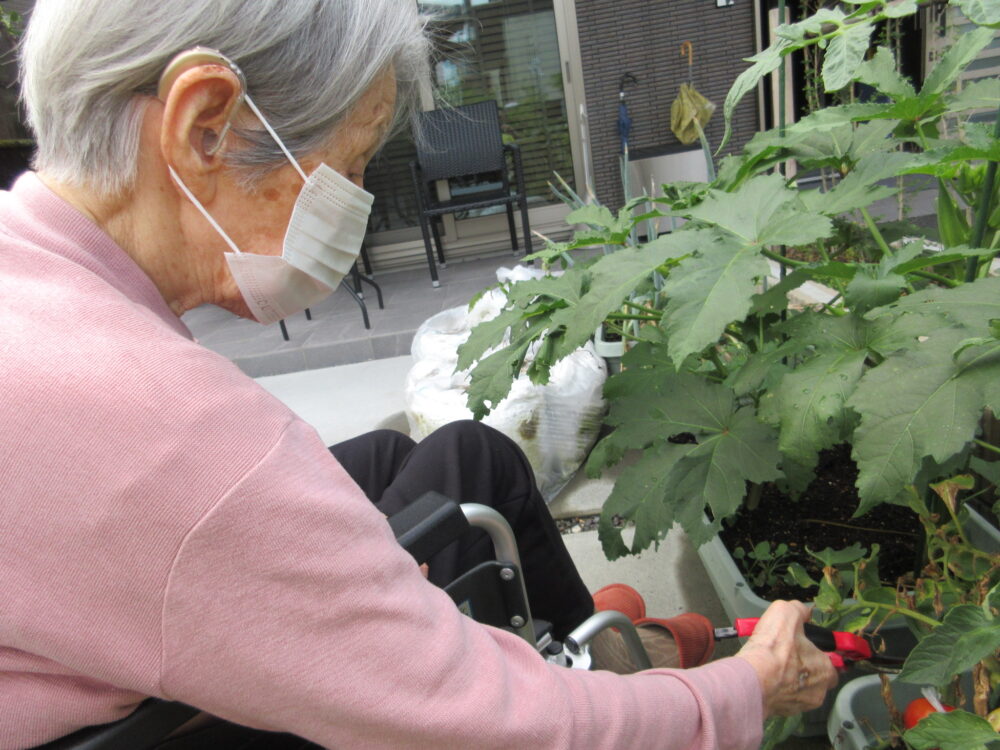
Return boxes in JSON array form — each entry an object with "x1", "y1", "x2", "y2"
[
  {"x1": 732, "y1": 540, "x2": 796, "y2": 590},
  {"x1": 457, "y1": 0, "x2": 1000, "y2": 561},
  {"x1": 0, "y1": 3, "x2": 22, "y2": 38},
  {"x1": 791, "y1": 475, "x2": 999, "y2": 748}
]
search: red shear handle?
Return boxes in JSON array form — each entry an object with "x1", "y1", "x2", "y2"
[
  {"x1": 732, "y1": 618, "x2": 870, "y2": 670},
  {"x1": 831, "y1": 631, "x2": 872, "y2": 661}
]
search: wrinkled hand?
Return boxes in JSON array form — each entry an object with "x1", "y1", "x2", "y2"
[{"x1": 734, "y1": 600, "x2": 838, "y2": 718}]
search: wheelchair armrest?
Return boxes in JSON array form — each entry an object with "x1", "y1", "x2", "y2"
[
  {"x1": 387, "y1": 491, "x2": 470, "y2": 565},
  {"x1": 35, "y1": 699, "x2": 199, "y2": 750}
]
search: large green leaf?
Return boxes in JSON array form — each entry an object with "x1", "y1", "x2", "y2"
[
  {"x1": 597, "y1": 441, "x2": 695, "y2": 559},
  {"x1": 586, "y1": 343, "x2": 684, "y2": 473},
  {"x1": 543, "y1": 232, "x2": 700, "y2": 367},
  {"x1": 762, "y1": 316, "x2": 871, "y2": 468},
  {"x1": 566, "y1": 204, "x2": 634, "y2": 245},
  {"x1": 590, "y1": 349, "x2": 782, "y2": 553},
  {"x1": 807, "y1": 174, "x2": 890, "y2": 217},
  {"x1": 869, "y1": 276, "x2": 1000, "y2": 334},
  {"x1": 727, "y1": 340, "x2": 798, "y2": 398},
  {"x1": 898, "y1": 604, "x2": 1000, "y2": 685},
  {"x1": 844, "y1": 240, "x2": 926, "y2": 314},
  {"x1": 882, "y1": 0, "x2": 920, "y2": 18},
  {"x1": 822, "y1": 22, "x2": 875, "y2": 92},
  {"x1": 663, "y1": 175, "x2": 833, "y2": 364},
  {"x1": 776, "y1": 6, "x2": 846, "y2": 41},
  {"x1": 457, "y1": 272, "x2": 584, "y2": 370},
  {"x1": 904, "y1": 710, "x2": 1000, "y2": 750},
  {"x1": 464, "y1": 314, "x2": 551, "y2": 420},
  {"x1": 661, "y1": 232, "x2": 772, "y2": 365},
  {"x1": 671, "y1": 408, "x2": 783, "y2": 546},
  {"x1": 685, "y1": 173, "x2": 833, "y2": 246},
  {"x1": 845, "y1": 271, "x2": 906, "y2": 315},
  {"x1": 801, "y1": 150, "x2": 927, "y2": 216},
  {"x1": 848, "y1": 332, "x2": 1000, "y2": 513},
  {"x1": 856, "y1": 46, "x2": 916, "y2": 99},
  {"x1": 954, "y1": 0, "x2": 1000, "y2": 27},
  {"x1": 721, "y1": 38, "x2": 794, "y2": 151},
  {"x1": 944, "y1": 77, "x2": 1000, "y2": 115},
  {"x1": 922, "y1": 26, "x2": 996, "y2": 96}
]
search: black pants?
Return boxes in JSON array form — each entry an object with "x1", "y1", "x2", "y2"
[
  {"x1": 329, "y1": 421, "x2": 594, "y2": 639},
  {"x1": 150, "y1": 421, "x2": 593, "y2": 749}
]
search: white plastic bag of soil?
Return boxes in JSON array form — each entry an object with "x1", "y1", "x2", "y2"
[{"x1": 405, "y1": 267, "x2": 608, "y2": 503}]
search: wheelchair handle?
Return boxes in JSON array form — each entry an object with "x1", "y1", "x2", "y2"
[{"x1": 565, "y1": 610, "x2": 653, "y2": 672}]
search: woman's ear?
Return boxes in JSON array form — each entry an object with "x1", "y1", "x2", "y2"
[{"x1": 159, "y1": 64, "x2": 244, "y2": 200}]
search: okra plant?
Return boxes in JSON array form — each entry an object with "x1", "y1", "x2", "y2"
[{"x1": 458, "y1": 0, "x2": 1000, "y2": 561}]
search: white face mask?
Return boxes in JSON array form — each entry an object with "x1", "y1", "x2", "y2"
[{"x1": 167, "y1": 62, "x2": 374, "y2": 326}]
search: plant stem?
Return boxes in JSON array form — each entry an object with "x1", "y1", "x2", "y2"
[
  {"x1": 708, "y1": 348, "x2": 729, "y2": 379},
  {"x1": 909, "y1": 269, "x2": 960, "y2": 288},
  {"x1": 843, "y1": 598, "x2": 941, "y2": 629},
  {"x1": 801, "y1": 518, "x2": 916, "y2": 537},
  {"x1": 622, "y1": 299, "x2": 654, "y2": 314},
  {"x1": 761, "y1": 248, "x2": 808, "y2": 268},
  {"x1": 606, "y1": 313, "x2": 660, "y2": 322},
  {"x1": 859, "y1": 206, "x2": 892, "y2": 258},
  {"x1": 971, "y1": 102, "x2": 1000, "y2": 281},
  {"x1": 974, "y1": 438, "x2": 1000, "y2": 457},
  {"x1": 819, "y1": 293, "x2": 843, "y2": 315}
]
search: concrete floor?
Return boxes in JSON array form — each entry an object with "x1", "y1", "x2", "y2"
[{"x1": 182, "y1": 255, "x2": 505, "y2": 377}]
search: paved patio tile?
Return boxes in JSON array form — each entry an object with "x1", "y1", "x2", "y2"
[
  {"x1": 183, "y1": 254, "x2": 514, "y2": 376},
  {"x1": 239, "y1": 349, "x2": 310, "y2": 378},
  {"x1": 302, "y1": 339, "x2": 375, "y2": 371}
]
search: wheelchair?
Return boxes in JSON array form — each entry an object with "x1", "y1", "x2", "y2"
[{"x1": 36, "y1": 492, "x2": 652, "y2": 750}]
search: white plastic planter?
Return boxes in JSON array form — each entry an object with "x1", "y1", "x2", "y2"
[
  {"x1": 828, "y1": 672, "x2": 977, "y2": 750},
  {"x1": 593, "y1": 324, "x2": 625, "y2": 359},
  {"x1": 698, "y1": 507, "x2": 999, "y2": 621},
  {"x1": 826, "y1": 510, "x2": 1000, "y2": 748}
]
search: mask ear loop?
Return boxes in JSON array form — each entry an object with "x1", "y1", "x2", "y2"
[
  {"x1": 158, "y1": 46, "x2": 248, "y2": 157},
  {"x1": 241, "y1": 95, "x2": 308, "y2": 182}
]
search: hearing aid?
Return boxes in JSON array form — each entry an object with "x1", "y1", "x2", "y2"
[{"x1": 157, "y1": 47, "x2": 247, "y2": 155}]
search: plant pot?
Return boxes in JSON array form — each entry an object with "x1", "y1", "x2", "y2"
[
  {"x1": 696, "y1": 507, "x2": 1000, "y2": 737},
  {"x1": 827, "y1": 673, "x2": 976, "y2": 750},
  {"x1": 698, "y1": 506, "x2": 1000, "y2": 621},
  {"x1": 593, "y1": 324, "x2": 625, "y2": 359}
]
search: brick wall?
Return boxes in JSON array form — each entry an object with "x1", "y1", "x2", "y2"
[{"x1": 575, "y1": 0, "x2": 761, "y2": 208}]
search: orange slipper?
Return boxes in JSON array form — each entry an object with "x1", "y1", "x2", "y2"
[
  {"x1": 634, "y1": 613, "x2": 716, "y2": 668},
  {"x1": 592, "y1": 583, "x2": 646, "y2": 621}
]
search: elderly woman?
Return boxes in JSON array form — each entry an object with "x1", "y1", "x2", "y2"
[{"x1": 0, "y1": 1, "x2": 836, "y2": 748}]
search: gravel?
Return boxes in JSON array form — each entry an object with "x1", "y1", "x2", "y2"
[{"x1": 554, "y1": 514, "x2": 625, "y2": 535}]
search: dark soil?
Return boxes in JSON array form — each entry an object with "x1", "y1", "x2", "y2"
[{"x1": 718, "y1": 444, "x2": 925, "y2": 601}]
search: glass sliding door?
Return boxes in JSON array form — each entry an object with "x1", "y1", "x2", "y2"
[{"x1": 363, "y1": 0, "x2": 579, "y2": 271}]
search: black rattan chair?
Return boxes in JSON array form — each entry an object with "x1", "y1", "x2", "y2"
[{"x1": 409, "y1": 101, "x2": 531, "y2": 287}]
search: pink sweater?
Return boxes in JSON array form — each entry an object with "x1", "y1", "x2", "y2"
[{"x1": 0, "y1": 173, "x2": 764, "y2": 749}]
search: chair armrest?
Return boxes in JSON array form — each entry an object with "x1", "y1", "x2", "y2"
[
  {"x1": 36, "y1": 699, "x2": 199, "y2": 750},
  {"x1": 387, "y1": 491, "x2": 470, "y2": 565}
]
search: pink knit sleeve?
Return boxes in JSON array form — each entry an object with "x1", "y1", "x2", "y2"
[{"x1": 159, "y1": 419, "x2": 764, "y2": 749}]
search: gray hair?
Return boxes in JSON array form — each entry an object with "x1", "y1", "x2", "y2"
[{"x1": 20, "y1": 0, "x2": 429, "y2": 195}]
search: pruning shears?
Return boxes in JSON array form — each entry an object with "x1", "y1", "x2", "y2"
[{"x1": 714, "y1": 618, "x2": 906, "y2": 672}]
